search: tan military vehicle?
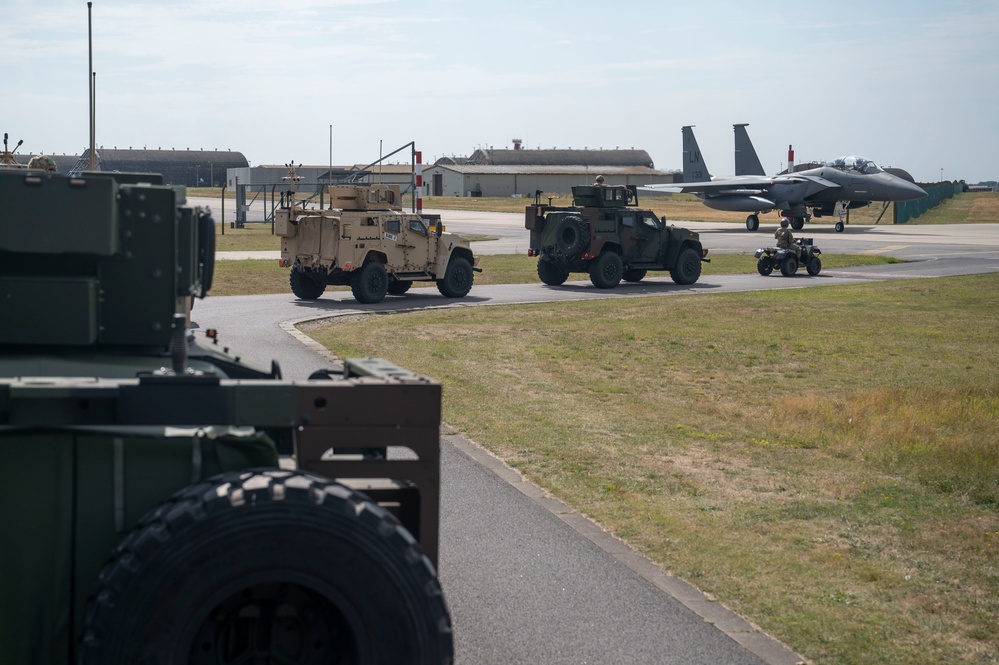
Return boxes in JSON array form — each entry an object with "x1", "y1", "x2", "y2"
[{"x1": 278, "y1": 184, "x2": 478, "y2": 304}]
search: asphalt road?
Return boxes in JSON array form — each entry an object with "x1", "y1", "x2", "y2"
[{"x1": 197, "y1": 209, "x2": 999, "y2": 665}]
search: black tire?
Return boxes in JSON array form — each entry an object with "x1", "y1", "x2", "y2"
[
  {"x1": 670, "y1": 247, "x2": 702, "y2": 285},
  {"x1": 387, "y1": 280, "x2": 412, "y2": 295},
  {"x1": 351, "y1": 261, "x2": 388, "y2": 304},
  {"x1": 79, "y1": 470, "x2": 453, "y2": 665},
  {"x1": 622, "y1": 268, "x2": 647, "y2": 283},
  {"x1": 588, "y1": 251, "x2": 623, "y2": 289},
  {"x1": 554, "y1": 215, "x2": 588, "y2": 256},
  {"x1": 746, "y1": 214, "x2": 759, "y2": 231},
  {"x1": 835, "y1": 221, "x2": 845, "y2": 233},
  {"x1": 780, "y1": 255, "x2": 799, "y2": 277},
  {"x1": 757, "y1": 257, "x2": 774, "y2": 276},
  {"x1": 790, "y1": 216, "x2": 805, "y2": 230},
  {"x1": 537, "y1": 257, "x2": 569, "y2": 286},
  {"x1": 289, "y1": 269, "x2": 326, "y2": 300},
  {"x1": 807, "y1": 256, "x2": 822, "y2": 276},
  {"x1": 436, "y1": 256, "x2": 473, "y2": 298}
]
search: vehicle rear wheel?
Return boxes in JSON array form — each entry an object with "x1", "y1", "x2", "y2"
[
  {"x1": 746, "y1": 214, "x2": 759, "y2": 231},
  {"x1": 807, "y1": 256, "x2": 822, "y2": 276},
  {"x1": 835, "y1": 221, "x2": 845, "y2": 233},
  {"x1": 670, "y1": 247, "x2": 702, "y2": 285},
  {"x1": 757, "y1": 257, "x2": 774, "y2": 276},
  {"x1": 387, "y1": 280, "x2": 412, "y2": 295},
  {"x1": 537, "y1": 257, "x2": 570, "y2": 286},
  {"x1": 622, "y1": 268, "x2": 647, "y2": 282},
  {"x1": 437, "y1": 256, "x2": 473, "y2": 297},
  {"x1": 289, "y1": 270, "x2": 326, "y2": 300},
  {"x1": 588, "y1": 251, "x2": 623, "y2": 289},
  {"x1": 790, "y1": 217, "x2": 805, "y2": 230},
  {"x1": 351, "y1": 261, "x2": 388, "y2": 303},
  {"x1": 780, "y1": 255, "x2": 799, "y2": 277},
  {"x1": 79, "y1": 470, "x2": 453, "y2": 665}
]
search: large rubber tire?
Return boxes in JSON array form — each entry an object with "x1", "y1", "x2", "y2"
[
  {"x1": 622, "y1": 268, "x2": 647, "y2": 283},
  {"x1": 436, "y1": 256, "x2": 473, "y2": 298},
  {"x1": 746, "y1": 214, "x2": 759, "y2": 231},
  {"x1": 537, "y1": 257, "x2": 569, "y2": 286},
  {"x1": 807, "y1": 256, "x2": 822, "y2": 276},
  {"x1": 554, "y1": 215, "x2": 588, "y2": 256},
  {"x1": 588, "y1": 251, "x2": 623, "y2": 289},
  {"x1": 387, "y1": 280, "x2": 412, "y2": 295},
  {"x1": 790, "y1": 216, "x2": 805, "y2": 230},
  {"x1": 79, "y1": 470, "x2": 453, "y2": 665},
  {"x1": 289, "y1": 270, "x2": 326, "y2": 300},
  {"x1": 670, "y1": 247, "x2": 702, "y2": 285},
  {"x1": 780, "y1": 255, "x2": 799, "y2": 277},
  {"x1": 757, "y1": 257, "x2": 774, "y2": 276},
  {"x1": 835, "y1": 221, "x2": 845, "y2": 233},
  {"x1": 351, "y1": 261, "x2": 388, "y2": 304}
]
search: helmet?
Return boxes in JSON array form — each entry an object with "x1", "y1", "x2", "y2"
[
  {"x1": 594, "y1": 175, "x2": 605, "y2": 184},
  {"x1": 27, "y1": 155, "x2": 57, "y2": 172},
  {"x1": 780, "y1": 218, "x2": 789, "y2": 228}
]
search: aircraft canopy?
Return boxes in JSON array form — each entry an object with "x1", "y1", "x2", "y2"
[{"x1": 825, "y1": 155, "x2": 882, "y2": 174}]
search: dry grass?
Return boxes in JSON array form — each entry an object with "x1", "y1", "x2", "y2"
[
  {"x1": 300, "y1": 274, "x2": 999, "y2": 665},
  {"x1": 418, "y1": 191, "x2": 999, "y2": 226}
]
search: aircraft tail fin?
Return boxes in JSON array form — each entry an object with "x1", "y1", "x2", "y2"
[
  {"x1": 733, "y1": 123, "x2": 766, "y2": 176},
  {"x1": 681, "y1": 126, "x2": 711, "y2": 182}
]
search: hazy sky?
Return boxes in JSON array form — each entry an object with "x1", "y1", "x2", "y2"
[{"x1": 4, "y1": 0, "x2": 997, "y2": 183}]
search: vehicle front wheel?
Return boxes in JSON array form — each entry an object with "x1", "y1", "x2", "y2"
[
  {"x1": 780, "y1": 255, "x2": 799, "y2": 277},
  {"x1": 289, "y1": 269, "x2": 326, "y2": 300},
  {"x1": 437, "y1": 256, "x2": 474, "y2": 297},
  {"x1": 588, "y1": 251, "x2": 623, "y2": 289},
  {"x1": 79, "y1": 470, "x2": 453, "y2": 665},
  {"x1": 351, "y1": 261, "x2": 389, "y2": 303},
  {"x1": 537, "y1": 257, "x2": 570, "y2": 286},
  {"x1": 746, "y1": 214, "x2": 760, "y2": 231},
  {"x1": 757, "y1": 257, "x2": 774, "y2": 276},
  {"x1": 670, "y1": 247, "x2": 702, "y2": 285},
  {"x1": 807, "y1": 256, "x2": 822, "y2": 276}
]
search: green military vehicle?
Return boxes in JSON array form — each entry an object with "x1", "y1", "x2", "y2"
[
  {"x1": 525, "y1": 184, "x2": 708, "y2": 288},
  {"x1": 0, "y1": 169, "x2": 452, "y2": 664},
  {"x1": 278, "y1": 183, "x2": 478, "y2": 304}
]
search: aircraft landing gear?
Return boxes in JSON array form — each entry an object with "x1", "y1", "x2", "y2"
[
  {"x1": 834, "y1": 201, "x2": 848, "y2": 232},
  {"x1": 790, "y1": 216, "x2": 805, "y2": 230},
  {"x1": 835, "y1": 221, "x2": 845, "y2": 233},
  {"x1": 746, "y1": 214, "x2": 759, "y2": 231}
]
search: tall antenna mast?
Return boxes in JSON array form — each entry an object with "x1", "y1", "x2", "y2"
[{"x1": 88, "y1": 2, "x2": 95, "y2": 171}]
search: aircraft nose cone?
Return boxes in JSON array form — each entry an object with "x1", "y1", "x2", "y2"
[{"x1": 886, "y1": 175, "x2": 927, "y2": 201}]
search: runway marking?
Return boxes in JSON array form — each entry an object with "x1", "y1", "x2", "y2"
[{"x1": 858, "y1": 244, "x2": 911, "y2": 255}]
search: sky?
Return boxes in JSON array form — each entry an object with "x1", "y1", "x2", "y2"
[{"x1": 3, "y1": 0, "x2": 998, "y2": 184}]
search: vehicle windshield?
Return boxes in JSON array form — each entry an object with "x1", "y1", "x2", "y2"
[{"x1": 825, "y1": 155, "x2": 882, "y2": 174}]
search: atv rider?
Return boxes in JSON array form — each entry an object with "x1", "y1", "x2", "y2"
[{"x1": 775, "y1": 218, "x2": 801, "y2": 259}]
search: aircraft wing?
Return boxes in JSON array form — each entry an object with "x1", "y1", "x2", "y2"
[{"x1": 641, "y1": 174, "x2": 842, "y2": 196}]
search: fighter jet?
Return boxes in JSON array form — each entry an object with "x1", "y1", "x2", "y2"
[{"x1": 643, "y1": 125, "x2": 927, "y2": 232}]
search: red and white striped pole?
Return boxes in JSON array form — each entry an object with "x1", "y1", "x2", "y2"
[
  {"x1": 787, "y1": 145, "x2": 795, "y2": 173},
  {"x1": 415, "y1": 150, "x2": 423, "y2": 214}
]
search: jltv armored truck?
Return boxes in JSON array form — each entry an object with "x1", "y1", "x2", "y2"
[
  {"x1": 0, "y1": 169, "x2": 452, "y2": 664},
  {"x1": 278, "y1": 183, "x2": 478, "y2": 304},
  {"x1": 525, "y1": 184, "x2": 708, "y2": 288}
]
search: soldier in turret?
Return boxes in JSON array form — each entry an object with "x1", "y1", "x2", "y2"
[{"x1": 27, "y1": 155, "x2": 57, "y2": 172}]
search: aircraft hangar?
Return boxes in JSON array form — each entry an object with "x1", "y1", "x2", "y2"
[{"x1": 424, "y1": 143, "x2": 678, "y2": 197}]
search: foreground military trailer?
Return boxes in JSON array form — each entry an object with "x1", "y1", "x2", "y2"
[
  {"x1": 278, "y1": 184, "x2": 478, "y2": 304},
  {"x1": 525, "y1": 184, "x2": 708, "y2": 288},
  {"x1": 0, "y1": 170, "x2": 452, "y2": 664},
  {"x1": 755, "y1": 238, "x2": 823, "y2": 277}
]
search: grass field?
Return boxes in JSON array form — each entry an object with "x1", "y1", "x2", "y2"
[
  {"x1": 206, "y1": 191, "x2": 998, "y2": 254},
  {"x1": 419, "y1": 190, "x2": 999, "y2": 226},
  {"x1": 300, "y1": 274, "x2": 999, "y2": 665},
  {"x1": 210, "y1": 253, "x2": 901, "y2": 296}
]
